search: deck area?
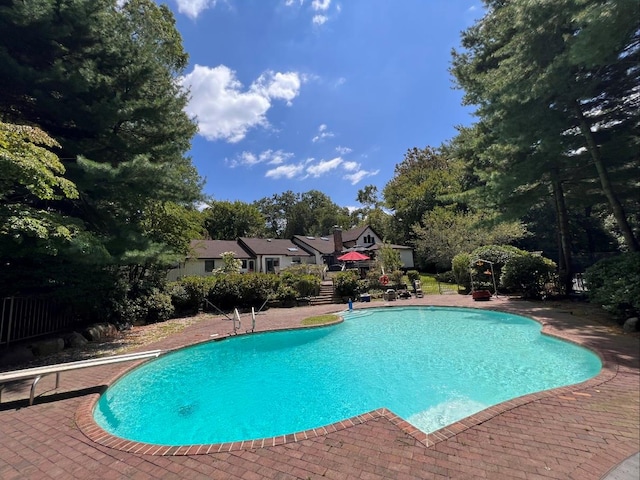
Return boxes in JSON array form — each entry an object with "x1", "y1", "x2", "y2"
[{"x1": 0, "y1": 295, "x2": 638, "y2": 479}]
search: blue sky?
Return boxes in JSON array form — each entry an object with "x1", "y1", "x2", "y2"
[{"x1": 169, "y1": 0, "x2": 483, "y2": 209}]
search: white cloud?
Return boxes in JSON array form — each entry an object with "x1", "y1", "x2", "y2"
[
  {"x1": 344, "y1": 170, "x2": 378, "y2": 185},
  {"x1": 311, "y1": 0, "x2": 330, "y2": 11},
  {"x1": 174, "y1": 0, "x2": 216, "y2": 19},
  {"x1": 253, "y1": 71, "x2": 301, "y2": 106},
  {"x1": 266, "y1": 164, "x2": 305, "y2": 179},
  {"x1": 306, "y1": 157, "x2": 343, "y2": 177},
  {"x1": 180, "y1": 64, "x2": 302, "y2": 143},
  {"x1": 312, "y1": 123, "x2": 335, "y2": 142},
  {"x1": 260, "y1": 149, "x2": 294, "y2": 165},
  {"x1": 335, "y1": 145, "x2": 352, "y2": 155},
  {"x1": 312, "y1": 15, "x2": 328, "y2": 25},
  {"x1": 342, "y1": 161, "x2": 359, "y2": 171},
  {"x1": 229, "y1": 149, "x2": 294, "y2": 167}
]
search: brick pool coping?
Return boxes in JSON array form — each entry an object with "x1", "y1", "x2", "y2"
[{"x1": 75, "y1": 303, "x2": 619, "y2": 456}]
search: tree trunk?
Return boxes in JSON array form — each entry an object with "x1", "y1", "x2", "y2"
[
  {"x1": 574, "y1": 103, "x2": 639, "y2": 251},
  {"x1": 550, "y1": 169, "x2": 573, "y2": 295}
]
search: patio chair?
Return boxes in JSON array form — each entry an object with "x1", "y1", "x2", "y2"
[
  {"x1": 413, "y1": 280, "x2": 424, "y2": 298},
  {"x1": 383, "y1": 289, "x2": 397, "y2": 301}
]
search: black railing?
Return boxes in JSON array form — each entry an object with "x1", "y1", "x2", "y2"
[{"x1": 0, "y1": 297, "x2": 81, "y2": 346}]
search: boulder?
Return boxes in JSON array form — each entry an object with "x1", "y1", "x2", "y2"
[
  {"x1": 64, "y1": 331, "x2": 89, "y2": 348},
  {"x1": 623, "y1": 317, "x2": 638, "y2": 332},
  {"x1": 82, "y1": 323, "x2": 118, "y2": 342},
  {"x1": 31, "y1": 337, "x2": 65, "y2": 357},
  {"x1": 82, "y1": 326, "x2": 101, "y2": 342}
]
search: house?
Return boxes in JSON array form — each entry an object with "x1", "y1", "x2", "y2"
[
  {"x1": 167, "y1": 240, "x2": 255, "y2": 281},
  {"x1": 292, "y1": 225, "x2": 415, "y2": 270},
  {"x1": 237, "y1": 237, "x2": 313, "y2": 273},
  {"x1": 167, "y1": 238, "x2": 314, "y2": 280},
  {"x1": 167, "y1": 225, "x2": 414, "y2": 280}
]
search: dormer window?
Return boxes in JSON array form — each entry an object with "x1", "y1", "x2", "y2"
[{"x1": 363, "y1": 234, "x2": 375, "y2": 245}]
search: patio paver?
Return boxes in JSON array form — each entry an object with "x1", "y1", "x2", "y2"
[{"x1": 1, "y1": 295, "x2": 638, "y2": 479}]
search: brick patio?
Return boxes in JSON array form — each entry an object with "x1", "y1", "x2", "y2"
[{"x1": 1, "y1": 295, "x2": 638, "y2": 479}]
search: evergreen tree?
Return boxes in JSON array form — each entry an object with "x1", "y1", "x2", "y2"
[{"x1": 0, "y1": 0, "x2": 201, "y2": 319}]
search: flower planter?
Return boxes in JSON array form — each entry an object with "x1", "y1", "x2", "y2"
[{"x1": 472, "y1": 290, "x2": 492, "y2": 301}]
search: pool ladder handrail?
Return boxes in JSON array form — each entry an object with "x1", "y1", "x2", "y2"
[{"x1": 232, "y1": 308, "x2": 241, "y2": 334}]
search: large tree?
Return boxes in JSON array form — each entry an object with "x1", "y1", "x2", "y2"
[
  {"x1": 254, "y1": 190, "x2": 350, "y2": 238},
  {"x1": 451, "y1": 0, "x2": 640, "y2": 255},
  {"x1": 0, "y1": 0, "x2": 201, "y2": 315},
  {"x1": 383, "y1": 146, "x2": 465, "y2": 243},
  {"x1": 202, "y1": 200, "x2": 266, "y2": 240},
  {"x1": 351, "y1": 185, "x2": 393, "y2": 240}
]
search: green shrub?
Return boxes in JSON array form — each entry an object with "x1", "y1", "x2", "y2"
[
  {"x1": 280, "y1": 270, "x2": 321, "y2": 297},
  {"x1": 452, "y1": 252, "x2": 472, "y2": 291},
  {"x1": 145, "y1": 289, "x2": 175, "y2": 323},
  {"x1": 237, "y1": 273, "x2": 279, "y2": 308},
  {"x1": 407, "y1": 270, "x2": 420, "y2": 283},
  {"x1": 207, "y1": 273, "x2": 242, "y2": 311},
  {"x1": 366, "y1": 269, "x2": 384, "y2": 289},
  {"x1": 334, "y1": 270, "x2": 360, "y2": 298},
  {"x1": 470, "y1": 245, "x2": 528, "y2": 293},
  {"x1": 276, "y1": 285, "x2": 297, "y2": 303},
  {"x1": 435, "y1": 271, "x2": 457, "y2": 284},
  {"x1": 500, "y1": 254, "x2": 557, "y2": 299},
  {"x1": 389, "y1": 269, "x2": 404, "y2": 288},
  {"x1": 168, "y1": 281, "x2": 200, "y2": 315},
  {"x1": 584, "y1": 253, "x2": 640, "y2": 320}
]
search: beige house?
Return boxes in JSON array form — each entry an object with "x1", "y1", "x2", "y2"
[
  {"x1": 293, "y1": 226, "x2": 415, "y2": 270},
  {"x1": 167, "y1": 226, "x2": 414, "y2": 280},
  {"x1": 167, "y1": 238, "x2": 314, "y2": 280}
]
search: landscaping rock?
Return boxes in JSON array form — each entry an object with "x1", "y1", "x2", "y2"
[
  {"x1": 82, "y1": 326, "x2": 102, "y2": 342},
  {"x1": 31, "y1": 337, "x2": 65, "y2": 357},
  {"x1": 82, "y1": 323, "x2": 118, "y2": 342},
  {"x1": 64, "y1": 331, "x2": 89, "y2": 348},
  {"x1": 623, "y1": 317, "x2": 638, "y2": 332}
]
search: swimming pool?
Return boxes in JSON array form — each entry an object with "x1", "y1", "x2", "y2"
[{"x1": 93, "y1": 307, "x2": 601, "y2": 446}]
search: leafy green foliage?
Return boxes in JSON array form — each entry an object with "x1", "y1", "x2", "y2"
[
  {"x1": 452, "y1": 253, "x2": 472, "y2": 291},
  {"x1": 0, "y1": 0, "x2": 202, "y2": 314},
  {"x1": 334, "y1": 270, "x2": 360, "y2": 298},
  {"x1": 202, "y1": 200, "x2": 266, "y2": 240},
  {"x1": 584, "y1": 253, "x2": 640, "y2": 319},
  {"x1": 383, "y1": 146, "x2": 464, "y2": 243},
  {"x1": 167, "y1": 281, "x2": 201, "y2": 316},
  {"x1": 254, "y1": 190, "x2": 350, "y2": 238},
  {"x1": 451, "y1": 0, "x2": 639, "y2": 252},
  {"x1": 501, "y1": 255, "x2": 558, "y2": 299},
  {"x1": 412, "y1": 206, "x2": 525, "y2": 270},
  {"x1": 378, "y1": 242, "x2": 403, "y2": 274},
  {"x1": 216, "y1": 252, "x2": 243, "y2": 275},
  {"x1": 280, "y1": 270, "x2": 321, "y2": 298},
  {"x1": 406, "y1": 270, "x2": 420, "y2": 283}
]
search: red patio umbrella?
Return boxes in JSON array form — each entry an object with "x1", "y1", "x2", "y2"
[{"x1": 337, "y1": 251, "x2": 370, "y2": 262}]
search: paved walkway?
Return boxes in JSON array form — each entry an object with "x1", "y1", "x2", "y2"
[{"x1": 0, "y1": 295, "x2": 638, "y2": 479}]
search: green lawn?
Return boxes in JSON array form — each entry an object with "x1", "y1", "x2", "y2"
[{"x1": 415, "y1": 274, "x2": 461, "y2": 295}]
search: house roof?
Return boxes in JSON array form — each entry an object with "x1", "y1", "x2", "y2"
[
  {"x1": 369, "y1": 243, "x2": 413, "y2": 251},
  {"x1": 292, "y1": 235, "x2": 335, "y2": 255},
  {"x1": 188, "y1": 240, "x2": 253, "y2": 259},
  {"x1": 239, "y1": 237, "x2": 312, "y2": 257},
  {"x1": 342, "y1": 225, "x2": 370, "y2": 243}
]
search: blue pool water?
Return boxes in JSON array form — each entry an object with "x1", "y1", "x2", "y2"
[{"x1": 94, "y1": 307, "x2": 601, "y2": 446}]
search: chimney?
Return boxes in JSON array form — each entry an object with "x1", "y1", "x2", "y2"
[{"x1": 333, "y1": 226, "x2": 343, "y2": 254}]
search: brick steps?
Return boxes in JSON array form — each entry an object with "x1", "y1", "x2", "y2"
[{"x1": 310, "y1": 281, "x2": 339, "y2": 305}]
